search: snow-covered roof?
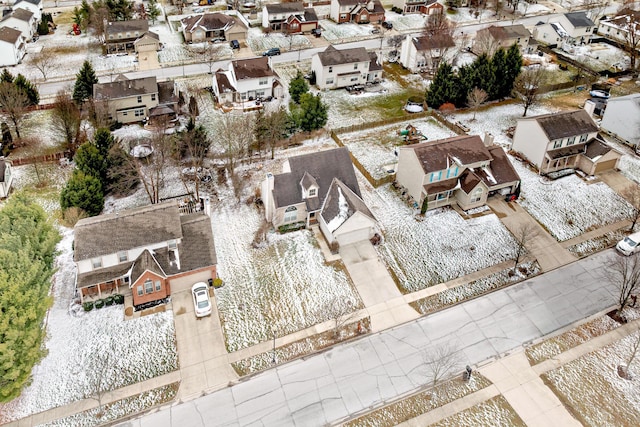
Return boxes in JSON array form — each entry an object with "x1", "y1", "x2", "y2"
[
  {"x1": 321, "y1": 178, "x2": 375, "y2": 233},
  {"x1": 550, "y1": 22, "x2": 569, "y2": 38},
  {"x1": 181, "y1": 13, "x2": 236, "y2": 33}
]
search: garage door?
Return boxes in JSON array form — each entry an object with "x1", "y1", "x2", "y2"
[
  {"x1": 594, "y1": 159, "x2": 618, "y2": 174},
  {"x1": 336, "y1": 228, "x2": 371, "y2": 246}
]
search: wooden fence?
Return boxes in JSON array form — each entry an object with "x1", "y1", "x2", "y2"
[{"x1": 9, "y1": 151, "x2": 69, "y2": 166}]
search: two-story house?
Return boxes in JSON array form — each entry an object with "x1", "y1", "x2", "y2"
[
  {"x1": 104, "y1": 20, "x2": 160, "y2": 54},
  {"x1": 597, "y1": 8, "x2": 640, "y2": 45},
  {"x1": 13, "y1": 0, "x2": 43, "y2": 23},
  {"x1": 600, "y1": 93, "x2": 640, "y2": 151},
  {"x1": 262, "y1": 147, "x2": 378, "y2": 246},
  {"x1": 311, "y1": 45, "x2": 381, "y2": 90},
  {"x1": 396, "y1": 135, "x2": 521, "y2": 211},
  {"x1": 0, "y1": 8, "x2": 36, "y2": 41},
  {"x1": 181, "y1": 12, "x2": 248, "y2": 43},
  {"x1": 330, "y1": 0, "x2": 385, "y2": 24},
  {"x1": 73, "y1": 201, "x2": 217, "y2": 311},
  {"x1": 472, "y1": 24, "x2": 532, "y2": 55},
  {"x1": 0, "y1": 26, "x2": 25, "y2": 66},
  {"x1": 511, "y1": 109, "x2": 621, "y2": 175},
  {"x1": 93, "y1": 75, "x2": 177, "y2": 124},
  {"x1": 392, "y1": 0, "x2": 443, "y2": 15},
  {"x1": 262, "y1": 2, "x2": 318, "y2": 33},
  {"x1": 533, "y1": 11, "x2": 594, "y2": 47},
  {"x1": 212, "y1": 56, "x2": 281, "y2": 105},
  {"x1": 0, "y1": 157, "x2": 13, "y2": 198},
  {"x1": 399, "y1": 33, "x2": 456, "y2": 73}
]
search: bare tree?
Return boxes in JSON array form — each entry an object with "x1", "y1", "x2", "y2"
[
  {"x1": 473, "y1": 30, "x2": 502, "y2": 55},
  {"x1": 513, "y1": 66, "x2": 550, "y2": 117},
  {"x1": 255, "y1": 105, "x2": 289, "y2": 160},
  {"x1": 214, "y1": 112, "x2": 254, "y2": 172},
  {"x1": 423, "y1": 12, "x2": 456, "y2": 38},
  {"x1": 622, "y1": 184, "x2": 640, "y2": 231},
  {"x1": 604, "y1": 254, "x2": 640, "y2": 317},
  {"x1": 28, "y1": 48, "x2": 57, "y2": 81},
  {"x1": 51, "y1": 90, "x2": 82, "y2": 154},
  {"x1": 0, "y1": 82, "x2": 30, "y2": 139},
  {"x1": 179, "y1": 119, "x2": 210, "y2": 200},
  {"x1": 467, "y1": 87, "x2": 488, "y2": 121},
  {"x1": 511, "y1": 223, "x2": 537, "y2": 272},
  {"x1": 422, "y1": 16, "x2": 457, "y2": 72},
  {"x1": 423, "y1": 342, "x2": 461, "y2": 388},
  {"x1": 191, "y1": 42, "x2": 224, "y2": 75},
  {"x1": 134, "y1": 120, "x2": 174, "y2": 204},
  {"x1": 616, "y1": 7, "x2": 640, "y2": 70},
  {"x1": 322, "y1": 297, "x2": 359, "y2": 339},
  {"x1": 584, "y1": 0, "x2": 610, "y2": 25}
]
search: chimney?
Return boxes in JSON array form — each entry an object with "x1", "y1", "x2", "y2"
[{"x1": 483, "y1": 132, "x2": 494, "y2": 147}]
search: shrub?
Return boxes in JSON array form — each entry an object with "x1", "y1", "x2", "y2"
[
  {"x1": 83, "y1": 301, "x2": 94, "y2": 312},
  {"x1": 113, "y1": 294, "x2": 125, "y2": 304},
  {"x1": 95, "y1": 299, "x2": 105, "y2": 309},
  {"x1": 105, "y1": 296, "x2": 114, "y2": 306},
  {"x1": 213, "y1": 278, "x2": 224, "y2": 288}
]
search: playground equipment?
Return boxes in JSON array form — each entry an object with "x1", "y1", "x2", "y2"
[
  {"x1": 71, "y1": 23, "x2": 81, "y2": 35},
  {"x1": 398, "y1": 124, "x2": 428, "y2": 144}
]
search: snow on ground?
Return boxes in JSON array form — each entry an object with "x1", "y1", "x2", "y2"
[
  {"x1": 561, "y1": 42, "x2": 630, "y2": 73},
  {"x1": 515, "y1": 2, "x2": 551, "y2": 15},
  {"x1": 447, "y1": 8, "x2": 495, "y2": 25},
  {"x1": 320, "y1": 19, "x2": 381, "y2": 42},
  {"x1": 605, "y1": 138, "x2": 640, "y2": 185},
  {"x1": 511, "y1": 157, "x2": 633, "y2": 242},
  {"x1": 430, "y1": 395, "x2": 524, "y2": 426},
  {"x1": 363, "y1": 184, "x2": 518, "y2": 293},
  {"x1": 246, "y1": 27, "x2": 311, "y2": 54},
  {"x1": 383, "y1": 11, "x2": 427, "y2": 32},
  {"x1": 0, "y1": 229, "x2": 178, "y2": 421},
  {"x1": 338, "y1": 117, "x2": 456, "y2": 180}
]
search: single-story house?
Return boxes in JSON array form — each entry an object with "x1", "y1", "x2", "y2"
[
  {"x1": 181, "y1": 12, "x2": 247, "y2": 43},
  {"x1": 392, "y1": 0, "x2": 443, "y2": 15}
]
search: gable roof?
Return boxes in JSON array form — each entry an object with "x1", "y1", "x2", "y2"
[
  {"x1": 368, "y1": 51, "x2": 382, "y2": 71},
  {"x1": 606, "y1": 92, "x2": 640, "y2": 107},
  {"x1": 174, "y1": 213, "x2": 217, "y2": 272},
  {"x1": 14, "y1": 0, "x2": 41, "y2": 6},
  {"x1": 272, "y1": 147, "x2": 360, "y2": 210},
  {"x1": 105, "y1": 19, "x2": 149, "y2": 35},
  {"x1": 130, "y1": 249, "x2": 167, "y2": 284},
  {"x1": 265, "y1": 2, "x2": 304, "y2": 14},
  {"x1": 321, "y1": 178, "x2": 375, "y2": 233},
  {"x1": 6, "y1": 7, "x2": 34, "y2": 22},
  {"x1": 231, "y1": 57, "x2": 275, "y2": 80},
  {"x1": 412, "y1": 33, "x2": 456, "y2": 51},
  {"x1": 485, "y1": 146, "x2": 520, "y2": 185},
  {"x1": 527, "y1": 109, "x2": 598, "y2": 140},
  {"x1": 584, "y1": 138, "x2": 620, "y2": 160},
  {"x1": 135, "y1": 31, "x2": 160, "y2": 43},
  {"x1": 214, "y1": 69, "x2": 236, "y2": 93},
  {"x1": 0, "y1": 26, "x2": 21, "y2": 44},
  {"x1": 93, "y1": 76, "x2": 158, "y2": 100},
  {"x1": 564, "y1": 11, "x2": 595, "y2": 28},
  {"x1": 74, "y1": 202, "x2": 183, "y2": 261},
  {"x1": 604, "y1": 8, "x2": 640, "y2": 30},
  {"x1": 403, "y1": 135, "x2": 493, "y2": 173},
  {"x1": 317, "y1": 45, "x2": 370, "y2": 66},
  {"x1": 486, "y1": 24, "x2": 529, "y2": 40},
  {"x1": 181, "y1": 13, "x2": 235, "y2": 32}
]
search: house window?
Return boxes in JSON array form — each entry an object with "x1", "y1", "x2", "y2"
[
  {"x1": 256, "y1": 90, "x2": 265, "y2": 97},
  {"x1": 470, "y1": 188, "x2": 483, "y2": 203},
  {"x1": 308, "y1": 188, "x2": 317, "y2": 197},
  {"x1": 579, "y1": 134, "x2": 588, "y2": 142},
  {"x1": 135, "y1": 109, "x2": 145, "y2": 117},
  {"x1": 567, "y1": 136, "x2": 576, "y2": 145},
  {"x1": 328, "y1": 66, "x2": 333, "y2": 73},
  {"x1": 284, "y1": 206, "x2": 297, "y2": 223},
  {"x1": 168, "y1": 239, "x2": 177, "y2": 249},
  {"x1": 144, "y1": 279, "x2": 153, "y2": 294},
  {"x1": 259, "y1": 78, "x2": 268, "y2": 85},
  {"x1": 430, "y1": 171, "x2": 442, "y2": 182},
  {"x1": 137, "y1": 285, "x2": 143, "y2": 296},
  {"x1": 137, "y1": 95, "x2": 142, "y2": 103},
  {"x1": 353, "y1": 63, "x2": 358, "y2": 70},
  {"x1": 290, "y1": 22, "x2": 298, "y2": 29},
  {"x1": 151, "y1": 94, "x2": 156, "y2": 101},
  {"x1": 350, "y1": 77, "x2": 358, "y2": 82},
  {"x1": 118, "y1": 251, "x2": 128, "y2": 262},
  {"x1": 92, "y1": 257, "x2": 102, "y2": 269},
  {"x1": 553, "y1": 140, "x2": 562, "y2": 149},
  {"x1": 446, "y1": 166, "x2": 458, "y2": 178},
  {"x1": 155, "y1": 280, "x2": 161, "y2": 291},
  {"x1": 122, "y1": 111, "x2": 128, "y2": 116},
  {"x1": 326, "y1": 78, "x2": 334, "y2": 85},
  {"x1": 436, "y1": 192, "x2": 448, "y2": 200}
]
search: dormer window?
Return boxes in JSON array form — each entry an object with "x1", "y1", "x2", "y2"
[
  {"x1": 168, "y1": 239, "x2": 177, "y2": 250},
  {"x1": 308, "y1": 188, "x2": 317, "y2": 197},
  {"x1": 92, "y1": 257, "x2": 102, "y2": 269}
]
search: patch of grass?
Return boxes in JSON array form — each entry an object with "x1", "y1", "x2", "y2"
[
  {"x1": 429, "y1": 395, "x2": 526, "y2": 427},
  {"x1": 366, "y1": 89, "x2": 426, "y2": 119},
  {"x1": 566, "y1": 229, "x2": 627, "y2": 258},
  {"x1": 232, "y1": 317, "x2": 371, "y2": 376},
  {"x1": 40, "y1": 382, "x2": 179, "y2": 427},
  {"x1": 344, "y1": 373, "x2": 492, "y2": 427},
  {"x1": 525, "y1": 315, "x2": 620, "y2": 366},
  {"x1": 410, "y1": 262, "x2": 541, "y2": 315}
]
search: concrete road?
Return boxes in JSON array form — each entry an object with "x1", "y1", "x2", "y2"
[{"x1": 120, "y1": 249, "x2": 619, "y2": 427}]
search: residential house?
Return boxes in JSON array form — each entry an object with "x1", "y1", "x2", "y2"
[
  {"x1": 600, "y1": 93, "x2": 640, "y2": 150},
  {"x1": 329, "y1": 0, "x2": 385, "y2": 24},
  {"x1": 392, "y1": 0, "x2": 443, "y2": 15},
  {"x1": 311, "y1": 45, "x2": 381, "y2": 90},
  {"x1": 0, "y1": 158, "x2": 13, "y2": 198},
  {"x1": 511, "y1": 109, "x2": 621, "y2": 175},
  {"x1": 532, "y1": 11, "x2": 594, "y2": 47},
  {"x1": 212, "y1": 56, "x2": 281, "y2": 104},
  {"x1": 262, "y1": 2, "x2": 318, "y2": 33},
  {"x1": 104, "y1": 20, "x2": 160, "y2": 54},
  {"x1": 0, "y1": 7, "x2": 36, "y2": 40},
  {"x1": 399, "y1": 33, "x2": 456, "y2": 73},
  {"x1": 597, "y1": 8, "x2": 640, "y2": 45},
  {"x1": 396, "y1": 135, "x2": 521, "y2": 211},
  {"x1": 181, "y1": 12, "x2": 247, "y2": 43},
  {"x1": 93, "y1": 75, "x2": 177, "y2": 124},
  {"x1": 0, "y1": 26, "x2": 25, "y2": 66},
  {"x1": 262, "y1": 147, "x2": 378, "y2": 246},
  {"x1": 73, "y1": 201, "x2": 217, "y2": 310},
  {"x1": 13, "y1": 0, "x2": 42, "y2": 23},
  {"x1": 133, "y1": 31, "x2": 161, "y2": 53},
  {"x1": 472, "y1": 24, "x2": 532, "y2": 55}
]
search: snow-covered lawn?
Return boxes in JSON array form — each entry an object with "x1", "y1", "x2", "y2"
[
  {"x1": 383, "y1": 11, "x2": 427, "y2": 32},
  {"x1": 0, "y1": 230, "x2": 178, "y2": 421},
  {"x1": 337, "y1": 117, "x2": 457, "y2": 181},
  {"x1": 211, "y1": 182, "x2": 362, "y2": 352},
  {"x1": 447, "y1": 8, "x2": 496, "y2": 25},
  {"x1": 320, "y1": 19, "x2": 381, "y2": 42},
  {"x1": 543, "y1": 331, "x2": 640, "y2": 427},
  {"x1": 560, "y1": 42, "x2": 631, "y2": 73},
  {"x1": 246, "y1": 27, "x2": 311, "y2": 54},
  {"x1": 430, "y1": 395, "x2": 525, "y2": 427},
  {"x1": 363, "y1": 184, "x2": 519, "y2": 293},
  {"x1": 512, "y1": 159, "x2": 633, "y2": 242}
]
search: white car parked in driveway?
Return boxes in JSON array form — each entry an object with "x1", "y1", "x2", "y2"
[{"x1": 191, "y1": 282, "x2": 212, "y2": 317}]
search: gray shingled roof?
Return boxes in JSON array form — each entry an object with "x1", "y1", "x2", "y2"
[
  {"x1": 486, "y1": 24, "x2": 529, "y2": 40},
  {"x1": 6, "y1": 7, "x2": 33, "y2": 22},
  {"x1": 76, "y1": 262, "x2": 133, "y2": 289},
  {"x1": 320, "y1": 178, "x2": 375, "y2": 231},
  {"x1": 317, "y1": 45, "x2": 370, "y2": 66},
  {"x1": 74, "y1": 202, "x2": 183, "y2": 262},
  {"x1": 272, "y1": 147, "x2": 360, "y2": 210},
  {"x1": 175, "y1": 213, "x2": 217, "y2": 271},
  {"x1": 181, "y1": 13, "x2": 235, "y2": 32},
  {"x1": 584, "y1": 138, "x2": 618, "y2": 160},
  {"x1": 304, "y1": 8, "x2": 318, "y2": 22},
  {"x1": 232, "y1": 57, "x2": 275, "y2": 80},
  {"x1": 532, "y1": 109, "x2": 598, "y2": 141},
  {"x1": 93, "y1": 76, "x2": 158, "y2": 101},
  {"x1": 215, "y1": 69, "x2": 235, "y2": 92},
  {"x1": 564, "y1": 11, "x2": 595, "y2": 28},
  {"x1": 0, "y1": 26, "x2": 21, "y2": 44},
  {"x1": 485, "y1": 146, "x2": 520, "y2": 185},
  {"x1": 404, "y1": 135, "x2": 493, "y2": 174},
  {"x1": 265, "y1": 2, "x2": 304, "y2": 14},
  {"x1": 412, "y1": 33, "x2": 456, "y2": 51},
  {"x1": 130, "y1": 249, "x2": 166, "y2": 284},
  {"x1": 14, "y1": 0, "x2": 41, "y2": 6},
  {"x1": 368, "y1": 52, "x2": 382, "y2": 71},
  {"x1": 105, "y1": 19, "x2": 149, "y2": 35}
]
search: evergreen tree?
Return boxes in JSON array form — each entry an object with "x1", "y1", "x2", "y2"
[
  {"x1": 93, "y1": 128, "x2": 116, "y2": 158},
  {"x1": 425, "y1": 62, "x2": 456, "y2": 109},
  {"x1": 294, "y1": 93, "x2": 328, "y2": 132},
  {"x1": 451, "y1": 64, "x2": 474, "y2": 107},
  {"x1": 14, "y1": 74, "x2": 39, "y2": 105},
  {"x1": 0, "y1": 69, "x2": 13, "y2": 83},
  {"x1": 470, "y1": 54, "x2": 494, "y2": 97},
  {"x1": 0, "y1": 194, "x2": 60, "y2": 402},
  {"x1": 489, "y1": 47, "x2": 509, "y2": 100},
  {"x1": 74, "y1": 142, "x2": 107, "y2": 181},
  {"x1": 60, "y1": 170, "x2": 104, "y2": 216},
  {"x1": 504, "y1": 44, "x2": 523, "y2": 97},
  {"x1": 147, "y1": 0, "x2": 160, "y2": 24},
  {"x1": 73, "y1": 61, "x2": 98, "y2": 104},
  {"x1": 288, "y1": 71, "x2": 309, "y2": 104}
]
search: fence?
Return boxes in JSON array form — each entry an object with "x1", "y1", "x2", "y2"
[{"x1": 9, "y1": 151, "x2": 69, "y2": 166}]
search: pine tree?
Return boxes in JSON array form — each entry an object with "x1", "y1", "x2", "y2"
[
  {"x1": 93, "y1": 128, "x2": 116, "y2": 158},
  {"x1": 0, "y1": 69, "x2": 14, "y2": 83},
  {"x1": 147, "y1": 0, "x2": 160, "y2": 24},
  {"x1": 60, "y1": 170, "x2": 104, "y2": 216},
  {"x1": 75, "y1": 142, "x2": 107, "y2": 181},
  {"x1": 425, "y1": 62, "x2": 455, "y2": 109},
  {"x1": 489, "y1": 48, "x2": 508, "y2": 100},
  {"x1": 14, "y1": 74, "x2": 39, "y2": 105},
  {"x1": 452, "y1": 64, "x2": 474, "y2": 107},
  {"x1": 470, "y1": 53, "x2": 494, "y2": 97},
  {"x1": 73, "y1": 60, "x2": 98, "y2": 104},
  {"x1": 504, "y1": 43, "x2": 523, "y2": 97},
  {"x1": 288, "y1": 71, "x2": 309, "y2": 104},
  {"x1": 295, "y1": 93, "x2": 328, "y2": 132}
]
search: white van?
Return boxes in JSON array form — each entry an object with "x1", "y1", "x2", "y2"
[{"x1": 616, "y1": 232, "x2": 640, "y2": 256}]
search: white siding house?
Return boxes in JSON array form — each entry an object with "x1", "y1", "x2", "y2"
[
  {"x1": 600, "y1": 94, "x2": 640, "y2": 150},
  {"x1": 0, "y1": 7, "x2": 36, "y2": 40},
  {"x1": 311, "y1": 45, "x2": 374, "y2": 90},
  {"x1": 0, "y1": 26, "x2": 25, "y2": 66}
]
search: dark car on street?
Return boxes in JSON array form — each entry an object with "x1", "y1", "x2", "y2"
[
  {"x1": 230, "y1": 39, "x2": 240, "y2": 49},
  {"x1": 262, "y1": 47, "x2": 281, "y2": 56},
  {"x1": 382, "y1": 21, "x2": 393, "y2": 29}
]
